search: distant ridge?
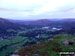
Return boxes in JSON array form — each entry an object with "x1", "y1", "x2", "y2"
[
  {"x1": 9, "y1": 18, "x2": 75, "y2": 27},
  {"x1": 1, "y1": 18, "x2": 75, "y2": 28},
  {"x1": 0, "y1": 18, "x2": 26, "y2": 36}
]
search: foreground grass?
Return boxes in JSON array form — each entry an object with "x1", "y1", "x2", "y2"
[
  {"x1": 14, "y1": 34, "x2": 75, "y2": 56},
  {"x1": 0, "y1": 34, "x2": 75, "y2": 56},
  {"x1": 0, "y1": 37, "x2": 29, "y2": 56}
]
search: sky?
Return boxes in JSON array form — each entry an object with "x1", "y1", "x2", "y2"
[{"x1": 0, "y1": 0, "x2": 75, "y2": 20}]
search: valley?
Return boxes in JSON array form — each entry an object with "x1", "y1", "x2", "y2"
[{"x1": 0, "y1": 18, "x2": 75, "y2": 56}]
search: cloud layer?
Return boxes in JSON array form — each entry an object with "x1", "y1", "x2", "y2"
[{"x1": 0, "y1": 0, "x2": 75, "y2": 20}]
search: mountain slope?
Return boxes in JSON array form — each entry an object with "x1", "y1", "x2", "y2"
[
  {"x1": 0, "y1": 18, "x2": 23, "y2": 29},
  {"x1": 0, "y1": 18, "x2": 25, "y2": 36},
  {"x1": 13, "y1": 34, "x2": 75, "y2": 56},
  {"x1": 10, "y1": 19, "x2": 75, "y2": 28}
]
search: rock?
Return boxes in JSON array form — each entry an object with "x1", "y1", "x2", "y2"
[
  {"x1": 71, "y1": 40, "x2": 75, "y2": 42},
  {"x1": 63, "y1": 40, "x2": 69, "y2": 46},
  {"x1": 36, "y1": 35, "x2": 40, "y2": 38},
  {"x1": 11, "y1": 54, "x2": 19, "y2": 56},
  {"x1": 32, "y1": 54, "x2": 39, "y2": 56}
]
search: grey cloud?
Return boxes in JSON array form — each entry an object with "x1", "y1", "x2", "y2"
[{"x1": 0, "y1": 8, "x2": 35, "y2": 12}]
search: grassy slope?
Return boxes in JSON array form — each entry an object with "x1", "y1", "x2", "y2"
[
  {"x1": 15, "y1": 34, "x2": 75, "y2": 56},
  {"x1": 0, "y1": 37, "x2": 29, "y2": 56}
]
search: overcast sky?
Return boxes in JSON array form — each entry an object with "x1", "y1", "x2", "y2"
[{"x1": 0, "y1": 0, "x2": 75, "y2": 20}]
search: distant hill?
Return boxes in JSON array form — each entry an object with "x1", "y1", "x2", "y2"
[
  {"x1": 23, "y1": 19, "x2": 50, "y2": 26},
  {"x1": 1, "y1": 18, "x2": 75, "y2": 34},
  {"x1": 0, "y1": 18, "x2": 25, "y2": 36},
  {"x1": 0, "y1": 18, "x2": 25, "y2": 30},
  {"x1": 9, "y1": 18, "x2": 75, "y2": 28},
  {"x1": 9, "y1": 19, "x2": 50, "y2": 25}
]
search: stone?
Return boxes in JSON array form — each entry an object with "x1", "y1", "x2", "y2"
[{"x1": 32, "y1": 54, "x2": 39, "y2": 56}]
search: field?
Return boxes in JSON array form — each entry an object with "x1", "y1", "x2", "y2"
[{"x1": 12, "y1": 34, "x2": 75, "y2": 56}]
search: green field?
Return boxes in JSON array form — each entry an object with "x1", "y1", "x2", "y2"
[{"x1": 0, "y1": 34, "x2": 75, "y2": 56}]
